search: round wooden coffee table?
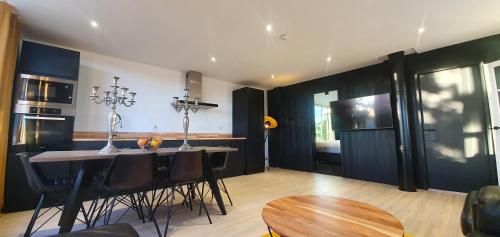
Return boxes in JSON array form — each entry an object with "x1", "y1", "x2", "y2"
[{"x1": 262, "y1": 195, "x2": 404, "y2": 237}]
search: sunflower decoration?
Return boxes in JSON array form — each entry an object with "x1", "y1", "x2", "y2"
[{"x1": 264, "y1": 115, "x2": 278, "y2": 129}]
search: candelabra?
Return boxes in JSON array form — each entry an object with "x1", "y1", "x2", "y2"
[
  {"x1": 171, "y1": 89, "x2": 200, "y2": 150},
  {"x1": 90, "y1": 76, "x2": 136, "y2": 153}
]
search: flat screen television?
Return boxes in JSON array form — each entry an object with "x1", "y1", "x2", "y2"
[{"x1": 330, "y1": 93, "x2": 393, "y2": 130}]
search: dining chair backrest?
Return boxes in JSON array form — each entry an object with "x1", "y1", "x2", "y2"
[
  {"x1": 17, "y1": 152, "x2": 46, "y2": 194},
  {"x1": 210, "y1": 152, "x2": 229, "y2": 172},
  {"x1": 168, "y1": 150, "x2": 205, "y2": 184},
  {"x1": 103, "y1": 153, "x2": 158, "y2": 193}
]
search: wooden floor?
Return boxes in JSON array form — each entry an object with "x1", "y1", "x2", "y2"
[{"x1": 0, "y1": 168, "x2": 466, "y2": 237}]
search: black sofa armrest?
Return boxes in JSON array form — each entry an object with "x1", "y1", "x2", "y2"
[
  {"x1": 461, "y1": 191, "x2": 478, "y2": 235},
  {"x1": 475, "y1": 186, "x2": 500, "y2": 235}
]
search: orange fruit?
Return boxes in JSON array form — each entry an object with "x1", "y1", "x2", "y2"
[{"x1": 138, "y1": 138, "x2": 148, "y2": 147}]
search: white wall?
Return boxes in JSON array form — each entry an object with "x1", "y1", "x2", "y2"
[{"x1": 75, "y1": 50, "x2": 243, "y2": 133}]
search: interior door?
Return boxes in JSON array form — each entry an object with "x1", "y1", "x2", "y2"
[
  {"x1": 483, "y1": 61, "x2": 500, "y2": 185},
  {"x1": 418, "y1": 65, "x2": 492, "y2": 192}
]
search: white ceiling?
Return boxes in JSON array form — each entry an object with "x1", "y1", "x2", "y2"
[{"x1": 8, "y1": 0, "x2": 500, "y2": 89}]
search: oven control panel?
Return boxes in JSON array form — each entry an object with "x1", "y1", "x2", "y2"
[
  {"x1": 14, "y1": 104, "x2": 75, "y2": 116},
  {"x1": 29, "y1": 106, "x2": 62, "y2": 115}
]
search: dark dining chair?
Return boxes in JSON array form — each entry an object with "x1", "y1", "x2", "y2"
[
  {"x1": 155, "y1": 150, "x2": 212, "y2": 236},
  {"x1": 200, "y1": 152, "x2": 233, "y2": 207},
  {"x1": 87, "y1": 152, "x2": 161, "y2": 237},
  {"x1": 17, "y1": 152, "x2": 89, "y2": 237}
]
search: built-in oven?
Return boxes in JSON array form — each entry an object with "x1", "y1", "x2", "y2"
[
  {"x1": 15, "y1": 73, "x2": 78, "y2": 108},
  {"x1": 12, "y1": 105, "x2": 75, "y2": 150}
]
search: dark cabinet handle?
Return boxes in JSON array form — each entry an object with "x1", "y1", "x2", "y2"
[
  {"x1": 424, "y1": 128, "x2": 436, "y2": 131},
  {"x1": 493, "y1": 126, "x2": 500, "y2": 130}
]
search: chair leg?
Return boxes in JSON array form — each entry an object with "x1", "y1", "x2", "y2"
[
  {"x1": 24, "y1": 193, "x2": 46, "y2": 237},
  {"x1": 201, "y1": 181, "x2": 205, "y2": 198},
  {"x1": 152, "y1": 187, "x2": 166, "y2": 218},
  {"x1": 80, "y1": 205, "x2": 91, "y2": 228},
  {"x1": 164, "y1": 187, "x2": 176, "y2": 237},
  {"x1": 129, "y1": 194, "x2": 143, "y2": 221},
  {"x1": 137, "y1": 193, "x2": 147, "y2": 223},
  {"x1": 219, "y1": 177, "x2": 233, "y2": 206},
  {"x1": 86, "y1": 197, "x2": 100, "y2": 227},
  {"x1": 104, "y1": 196, "x2": 117, "y2": 225},
  {"x1": 92, "y1": 196, "x2": 110, "y2": 227},
  {"x1": 177, "y1": 186, "x2": 189, "y2": 208},
  {"x1": 198, "y1": 182, "x2": 204, "y2": 216},
  {"x1": 188, "y1": 184, "x2": 195, "y2": 212},
  {"x1": 143, "y1": 192, "x2": 161, "y2": 237},
  {"x1": 194, "y1": 183, "x2": 212, "y2": 224},
  {"x1": 131, "y1": 193, "x2": 146, "y2": 223}
]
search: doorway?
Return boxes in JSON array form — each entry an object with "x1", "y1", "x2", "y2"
[
  {"x1": 313, "y1": 90, "x2": 342, "y2": 175},
  {"x1": 483, "y1": 61, "x2": 500, "y2": 185},
  {"x1": 418, "y1": 65, "x2": 494, "y2": 192}
]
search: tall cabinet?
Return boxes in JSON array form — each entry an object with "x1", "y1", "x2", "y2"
[
  {"x1": 233, "y1": 87, "x2": 265, "y2": 174},
  {"x1": 4, "y1": 41, "x2": 80, "y2": 212}
]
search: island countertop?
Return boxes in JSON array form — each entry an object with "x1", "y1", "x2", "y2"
[
  {"x1": 73, "y1": 131, "x2": 246, "y2": 141},
  {"x1": 30, "y1": 146, "x2": 239, "y2": 163}
]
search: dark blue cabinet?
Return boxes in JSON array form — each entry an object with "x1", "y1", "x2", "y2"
[
  {"x1": 233, "y1": 87, "x2": 265, "y2": 174},
  {"x1": 18, "y1": 41, "x2": 80, "y2": 80}
]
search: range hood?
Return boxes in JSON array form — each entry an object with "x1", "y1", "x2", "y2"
[{"x1": 183, "y1": 71, "x2": 218, "y2": 109}]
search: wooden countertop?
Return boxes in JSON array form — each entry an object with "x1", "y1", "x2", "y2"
[
  {"x1": 30, "y1": 146, "x2": 238, "y2": 163},
  {"x1": 73, "y1": 131, "x2": 246, "y2": 141}
]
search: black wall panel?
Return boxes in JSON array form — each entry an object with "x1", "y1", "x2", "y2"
[
  {"x1": 268, "y1": 63, "x2": 393, "y2": 174},
  {"x1": 277, "y1": 92, "x2": 315, "y2": 171},
  {"x1": 268, "y1": 34, "x2": 500, "y2": 190},
  {"x1": 341, "y1": 129, "x2": 398, "y2": 185}
]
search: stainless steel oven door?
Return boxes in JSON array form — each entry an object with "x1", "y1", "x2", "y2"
[
  {"x1": 12, "y1": 114, "x2": 75, "y2": 148},
  {"x1": 15, "y1": 74, "x2": 78, "y2": 108}
]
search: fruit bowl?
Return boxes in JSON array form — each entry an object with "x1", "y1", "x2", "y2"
[{"x1": 137, "y1": 137, "x2": 163, "y2": 151}]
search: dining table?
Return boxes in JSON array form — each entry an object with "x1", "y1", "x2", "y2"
[{"x1": 29, "y1": 146, "x2": 238, "y2": 234}]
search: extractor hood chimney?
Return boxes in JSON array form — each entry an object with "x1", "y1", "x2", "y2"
[{"x1": 184, "y1": 71, "x2": 218, "y2": 109}]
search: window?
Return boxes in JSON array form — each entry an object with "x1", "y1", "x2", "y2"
[{"x1": 315, "y1": 105, "x2": 335, "y2": 142}]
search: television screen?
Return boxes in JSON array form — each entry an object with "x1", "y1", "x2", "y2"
[{"x1": 330, "y1": 93, "x2": 393, "y2": 130}]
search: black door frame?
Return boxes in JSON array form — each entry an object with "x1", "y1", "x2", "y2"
[{"x1": 413, "y1": 63, "x2": 496, "y2": 190}]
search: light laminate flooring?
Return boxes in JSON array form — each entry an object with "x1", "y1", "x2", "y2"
[{"x1": 0, "y1": 168, "x2": 466, "y2": 237}]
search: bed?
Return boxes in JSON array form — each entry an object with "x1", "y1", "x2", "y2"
[{"x1": 314, "y1": 140, "x2": 342, "y2": 165}]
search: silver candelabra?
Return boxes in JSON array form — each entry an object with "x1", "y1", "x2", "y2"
[
  {"x1": 171, "y1": 89, "x2": 200, "y2": 150},
  {"x1": 90, "y1": 76, "x2": 136, "y2": 154}
]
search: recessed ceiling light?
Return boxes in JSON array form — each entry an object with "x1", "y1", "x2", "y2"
[
  {"x1": 90, "y1": 20, "x2": 99, "y2": 28},
  {"x1": 326, "y1": 56, "x2": 332, "y2": 62},
  {"x1": 418, "y1": 27, "x2": 425, "y2": 34},
  {"x1": 211, "y1": 57, "x2": 216, "y2": 62},
  {"x1": 266, "y1": 24, "x2": 273, "y2": 32},
  {"x1": 271, "y1": 74, "x2": 275, "y2": 79}
]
